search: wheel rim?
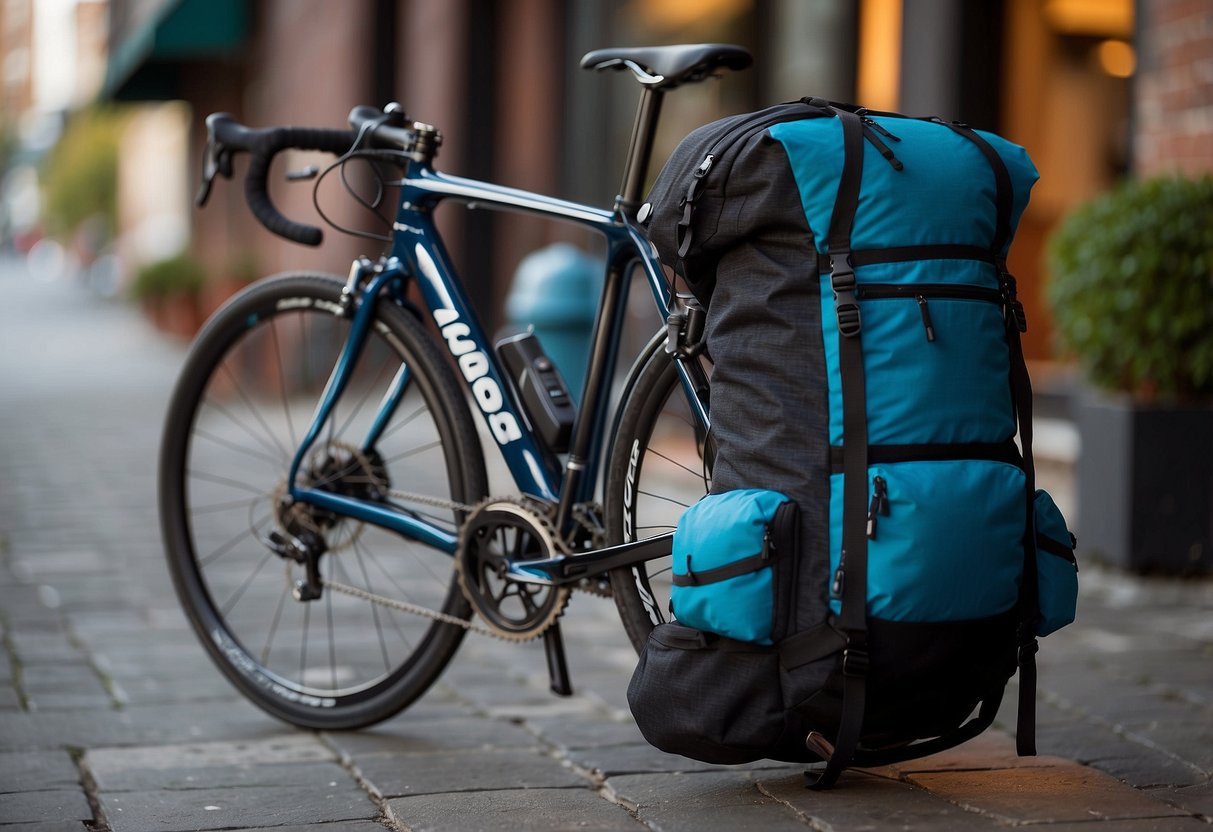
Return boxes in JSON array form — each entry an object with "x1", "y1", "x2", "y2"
[
  {"x1": 170, "y1": 287, "x2": 471, "y2": 706},
  {"x1": 615, "y1": 354, "x2": 712, "y2": 632}
]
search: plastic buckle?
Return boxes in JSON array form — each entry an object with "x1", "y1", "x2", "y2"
[
  {"x1": 831, "y1": 261, "x2": 862, "y2": 338},
  {"x1": 843, "y1": 646, "x2": 869, "y2": 677},
  {"x1": 999, "y1": 268, "x2": 1028, "y2": 333}
]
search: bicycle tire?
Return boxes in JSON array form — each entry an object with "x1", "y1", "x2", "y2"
[
  {"x1": 159, "y1": 273, "x2": 487, "y2": 728},
  {"x1": 604, "y1": 342, "x2": 712, "y2": 653}
]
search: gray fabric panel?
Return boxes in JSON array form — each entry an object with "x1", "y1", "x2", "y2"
[{"x1": 703, "y1": 132, "x2": 831, "y2": 637}]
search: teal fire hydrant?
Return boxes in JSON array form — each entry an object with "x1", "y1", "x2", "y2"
[{"x1": 505, "y1": 243, "x2": 602, "y2": 402}]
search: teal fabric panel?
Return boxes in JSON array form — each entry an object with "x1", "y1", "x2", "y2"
[
  {"x1": 975, "y1": 127, "x2": 1039, "y2": 255},
  {"x1": 820, "y1": 288, "x2": 1016, "y2": 446},
  {"x1": 828, "y1": 461, "x2": 1026, "y2": 621},
  {"x1": 1034, "y1": 489, "x2": 1078, "y2": 636},
  {"x1": 770, "y1": 116, "x2": 1039, "y2": 254},
  {"x1": 768, "y1": 118, "x2": 846, "y2": 250},
  {"x1": 861, "y1": 296, "x2": 1015, "y2": 444},
  {"x1": 671, "y1": 489, "x2": 789, "y2": 644}
]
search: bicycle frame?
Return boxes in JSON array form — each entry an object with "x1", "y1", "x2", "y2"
[{"x1": 285, "y1": 156, "x2": 709, "y2": 567}]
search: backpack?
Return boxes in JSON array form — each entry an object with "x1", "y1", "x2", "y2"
[{"x1": 629, "y1": 99, "x2": 1079, "y2": 789}]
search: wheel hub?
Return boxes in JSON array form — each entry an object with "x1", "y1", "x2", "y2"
[{"x1": 271, "y1": 441, "x2": 388, "y2": 553}]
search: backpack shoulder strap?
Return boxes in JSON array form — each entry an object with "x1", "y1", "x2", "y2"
[{"x1": 807, "y1": 106, "x2": 871, "y2": 791}]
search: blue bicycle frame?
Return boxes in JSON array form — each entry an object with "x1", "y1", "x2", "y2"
[{"x1": 284, "y1": 155, "x2": 709, "y2": 562}]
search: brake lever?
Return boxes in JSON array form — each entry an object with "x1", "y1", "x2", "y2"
[{"x1": 195, "y1": 139, "x2": 234, "y2": 207}]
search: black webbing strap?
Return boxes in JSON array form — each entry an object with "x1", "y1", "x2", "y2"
[
  {"x1": 947, "y1": 120, "x2": 1041, "y2": 757},
  {"x1": 849, "y1": 685, "x2": 1006, "y2": 768},
  {"x1": 937, "y1": 122, "x2": 1014, "y2": 256},
  {"x1": 671, "y1": 547, "x2": 770, "y2": 587},
  {"x1": 828, "y1": 440, "x2": 1023, "y2": 472},
  {"x1": 806, "y1": 106, "x2": 870, "y2": 792},
  {"x1": 1006, "y1": 290, "x2": 1040, "y2": 756}
]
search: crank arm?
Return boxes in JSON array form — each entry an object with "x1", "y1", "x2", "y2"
[{"x1": 509, "y1": 532, "x2": 673, "y2": 586}]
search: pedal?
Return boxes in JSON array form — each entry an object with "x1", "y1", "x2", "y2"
[{"x1": 543, "y1": 622, "x2": 573, "y2": 696}]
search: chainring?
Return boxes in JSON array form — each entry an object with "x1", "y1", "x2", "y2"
[{"x1": 455, "y1": 499, "x2": 571, "y2": 641}]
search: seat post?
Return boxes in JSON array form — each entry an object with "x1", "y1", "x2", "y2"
[{"x1": 618, "y1": 86, "x2": 665, "y2": 212}]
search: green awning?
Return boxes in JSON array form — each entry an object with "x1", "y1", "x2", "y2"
[{"x1": 102, "y1": 0, "x2": 248, "y2": 101}]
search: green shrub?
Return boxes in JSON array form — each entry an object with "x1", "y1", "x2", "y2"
[
  {"x1": 130, "y1": 253, "x2": 206, "y2": 300},
  {"x1": 41, "y1": 106, "x2": 128, "y2": 241},
  {"x1": 1046, "y1": 175, "x2": 1213, "y2": 403}
]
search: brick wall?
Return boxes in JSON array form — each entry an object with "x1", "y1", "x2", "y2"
[{"x1": 1134, "y1": 0, "x2": 1213, "y2": 175}]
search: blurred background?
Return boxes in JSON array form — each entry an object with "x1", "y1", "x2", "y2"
[
  {"x1": 0, "y1": 0, "x2": 1209, "y2": 571},
  {"x1": 2, "y1": 0, "x2": 1184, "y2": 350}
]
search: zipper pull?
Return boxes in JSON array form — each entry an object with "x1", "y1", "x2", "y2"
[
  {"x1": 861, "y1": 123, "x2": 904, "y2": 171},
  {"x1": 916, "y1": 295, "x2": 936, "y2": 342},
  {"x1": 831, "y1": 550, "x2": 847, "y2": 599},
  {"x1": 694, "y1": 154, "x2": 715, "y2": 178},
  {"x1": 867, "y1": 477, "x2": 889, "y2": 539},
  {"x1": 862, "y1": 116, "x2": 901, "y2": 142}
]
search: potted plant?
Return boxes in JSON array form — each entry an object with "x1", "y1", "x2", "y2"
[
  {"x1": 129, "y1": 252, "x2": 207, "y2": 339},
  {"x1": 1047, "y1": 174, "x2": 1213, "y2": 574}
]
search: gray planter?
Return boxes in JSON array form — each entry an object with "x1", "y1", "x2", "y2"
[{"x1": 1075, "y1": 390, "x2": 1213, "y2": 574}]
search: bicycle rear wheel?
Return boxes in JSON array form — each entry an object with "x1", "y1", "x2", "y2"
[
  {"x1": 604, "y1": 341, "x2": 712, "y2": 652},
  {"x1": 159, "y1": 273, "x2": 486, "y2": 728}
]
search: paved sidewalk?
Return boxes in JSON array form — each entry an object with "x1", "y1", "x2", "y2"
[{"x1": 0, "y1": 255, "x2": 1210, "y2": 831}]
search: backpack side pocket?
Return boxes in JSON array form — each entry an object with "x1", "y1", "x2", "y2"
[
  {"x1": 671, "y1": 489, "x2": 797, "y2": 644},
  {"x1": 1034, "y1": 489, "x2": 1078, "y2": 636}
]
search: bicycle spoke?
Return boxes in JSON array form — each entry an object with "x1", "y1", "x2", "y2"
[
  {"x1": 377, "y1": 402, "x2": 428, "y2": 441},
  {"x1": 218, "y1": 362, "x2": 292, "y2": 460},
  {"x1": 380, "y1": 439, "x2": 443, "y2": 465},
  {"x1": 348, "y1": 541, "x2": 394, "y2": 672},
  {"x1": 645, "y1": 446, "x2": 710, "y2": 480},
  {"x1": 219, "y1": 548, "x2": 275, "y2": 616},
  {"x1": 199, "y1": 512, "x2": 271, "y2": 568},
  {"x1": 269, "y1": 318, "x2": 297, "y2": 449},
  {"x1": 192, "y1": 428, "x2": 284, "y2": 467},
  {"x1": 637, "y1": 489, "x2": 691, "y2": 509},
  {"x1": 260, "y1": 578, "x2": 290, "y2": 665}
]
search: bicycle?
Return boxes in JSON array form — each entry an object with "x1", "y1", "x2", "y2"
[{"x1": 159, "y1": 44, "x2": 751, "y2": 729}]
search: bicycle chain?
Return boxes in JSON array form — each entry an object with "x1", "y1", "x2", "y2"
[
  {"x1": 320, "y1": 577, "x2": 503, "y2": 638},
  {"x1": 322, "y1": 489, "x2": 610, "y2": 636}
]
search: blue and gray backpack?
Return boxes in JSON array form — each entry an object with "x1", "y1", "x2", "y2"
[{"x1": 632, "y1": 99, "x2": 1079, "y2": 788}]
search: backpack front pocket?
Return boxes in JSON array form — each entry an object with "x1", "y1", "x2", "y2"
[{"x1": 671, "y1": 489, "x2": 798, "y2": 644}]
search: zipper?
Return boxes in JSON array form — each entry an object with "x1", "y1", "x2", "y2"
[
  {"x1": 687, "y1": 101, "x2": 829, "y2": 196},
  {"x1": 866, "y1": 476, "x2": 889, "y2": 539},
  {"x1": 916, "y1": 296, "x2": 936, "y2": 342},
  {"x1": 831, "y1": 550, "x2": 846, "y2": 600},
  {"x1": 856, "y1": 283, "x2": 1002, "y2": 302},
  {"x1": 858, "y1": 283, "x2": 1001, "y2": 342}
]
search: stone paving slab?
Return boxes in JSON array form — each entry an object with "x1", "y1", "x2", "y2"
[
  {"x1": 322, "y1": 716, "x2": 541, "y2": 757},
  {"x1": 385, "y1": 786, "x2": 642, "y2": 831},
  {"x1": 354, "y1": 746, "x2": 587, "y2": 797},
  {"x1": 0, "y1": 750, "x2": 82, "y2": 793},
  {"x1": 0, "y1": 789, "x2": 93, "y2": 825},
  {"x1": 606, "y1": 769, "x2": 813, "y2": 831},
  {"x1": 99, "y1": 783, "x2": 375, "y2": 832},
  {"x1": 758, "y1": 770, "x2": 1010, "y2": 831},
  {"x1": 0, "y1": 821, "x2": 95, "y2": 832}
]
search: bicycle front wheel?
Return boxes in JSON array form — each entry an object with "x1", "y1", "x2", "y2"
[
  {"x1": 604, "y1": 341, "x2": 712, "y2": 652},
  {"x1": 159, "y1": 273, "x2": 487, "y2": 728}
]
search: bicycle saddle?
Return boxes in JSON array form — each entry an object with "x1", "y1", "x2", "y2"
[{"x1": 581, "y1": 44, "x2": 752, "y2": 89}]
